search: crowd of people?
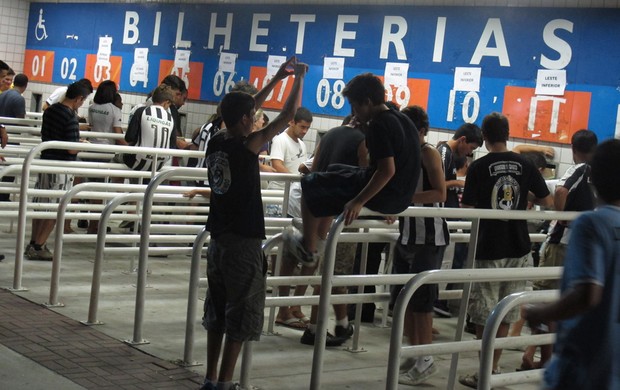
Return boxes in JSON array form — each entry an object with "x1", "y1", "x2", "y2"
[{"x1": 1, "y1": 55, "x2": 618, "y2": 390}]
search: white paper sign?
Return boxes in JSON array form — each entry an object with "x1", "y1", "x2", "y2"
[
  {"x1": 453, "y1": 67, "x2": 481, "y2": 92},
  {"x1": 174, "y1": 50, "x2": 191, "y2": 69},
  {"x1": 133, "y1": 48, "x2": 149, "y2": 63},
  {"x1": 323, "y1": 57, "x2": 345, "y2": 80},
  {"x1": 219, "y1": 52, "x2": 237, "y2": 73},
  {"x1": 266, "y1": 55, "x2": 286, "y2": 77},
  {"x1": 535, "y1": 69, "x2": 566, "y2": 96},
  {"x1": 384, "y1": 62, "x2": 409, "y2": 87},
  {"x1": 97, "y1": 36, "x2": 113, "y2": 62}
]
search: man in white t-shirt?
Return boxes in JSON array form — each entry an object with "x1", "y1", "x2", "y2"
[
  {"x1": 42, "y1": 78, "x2": 93, "y2": 110},
  {"x1": 267, "y1": 107, "x2": 312, "y2": 191}
]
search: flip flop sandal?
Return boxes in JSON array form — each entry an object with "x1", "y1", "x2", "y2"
[{"x1": 275, "y1": 317, "x2": 307, "y2": 330}]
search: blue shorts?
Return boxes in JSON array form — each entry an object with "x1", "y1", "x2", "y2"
[{"x1": 203, "y1": 233, "x2": 267, "y2": 342}]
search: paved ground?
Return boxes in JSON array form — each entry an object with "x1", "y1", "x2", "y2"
[{"x1": 0, "y1": 219, "x2": 541, "y2": 389}]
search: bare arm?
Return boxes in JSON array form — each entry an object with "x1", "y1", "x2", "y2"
[
  {"x1": 245, "y1": 61, "x2": 307, "y2": 154},
  {"x1": 554, "y1": 186, "x2": 569, "y2": 212},
  {"x1": 523, "y1": 283, "x2": 603, "y2": 326},
  {"x1": 532, "y1": 193, "x2": 554, "y2": 208},
  {"x1": 343, "y1": 156, "x2": 395, "y2": 225},
  {"x1": 357, "y1": 140, "x2": 369, "y2": 168},
  {"x1": 446, "y1": 179, "x2": 465, "y2": 189},
  {"x1": 513, "y1": 144, "x2": 555, "y2": 159},
  {"x1": 271, "y1": 159, "x2": 289, "y2": 173},
  {"x1": 412, "y1": 146, "x2": 446, "y2": 204},
  {"x1": 113, "y1": 126, "x2": 128, "y2": 146},
  {"x1": 0, "y1": 125, "x2": 7, "y2": 148}
]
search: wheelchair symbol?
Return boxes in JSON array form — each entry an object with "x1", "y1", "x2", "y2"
[{"x1": 35, "y1": 9, "x2": 48, "y2": 41}]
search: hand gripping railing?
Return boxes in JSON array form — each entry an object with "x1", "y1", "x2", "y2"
[
  {"x1": 479, "y1": 290, "x2": 558, "y2": 390},
  {"x1": 12, "y1": 140, "x2": 205, "y2": 291}
]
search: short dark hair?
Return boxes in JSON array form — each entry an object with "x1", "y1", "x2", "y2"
[
  {"x1": 591, "y1": 139, "x2": 620, "y2": 203},
  {"x1": 7, "y1": 68, "x2": 15, "y2": 76},
  {"x1": 481, "y1": 112, "x2": 509, "y2": 144},
  {"x1": 521, "y1": 151, "x2": 547, "y2": 171},
  {"x1": 160, "y1": 75, "x2": 187, "y2": 93},
  {"x1": 0, "y1": 60, "x2": 9, "y2": 72},
  {"x1": 151, "y1": 84, "x2": 174, "y2": 104},
  {"x1": 294, "y1": 107, "x2": 313, "y2": 123},
  {"x1": 231, "y1": 80, "x2": 258, "y2": 95},
  {"x1": 66, "y1": 81, "x2": 92, "y2": 99},
  {"x1": 571, "y1": 129, "x2": 598, "y2": 155},
  {"x1": 77, "y1": 78, "x2": 94, "y2": 94},
  {"x1": 401, "y1": 105, "x2": 429, "y2": 135},
  {"x1": 93, "y1": 80, "x2": 117, "y2": 104},
  {"x1": 342, "y1": 73, "x2": 385, "y2": 106},
  {"x1": 220, "y1": 91, "x2": 255, "y2": 129},
  {"x1": 454, "y1": 123, "x2": 483, "y2": 145},
  {"x1": 13, "y1": 73, "x2": 28, "y2": 88}
]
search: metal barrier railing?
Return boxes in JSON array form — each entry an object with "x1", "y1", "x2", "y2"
[
  {"x1": 11, "y1": 140, "x2": 206, "y2": 291},
  {"x1": 479, "y1": 290, "x2": 558, "y2": 390}
]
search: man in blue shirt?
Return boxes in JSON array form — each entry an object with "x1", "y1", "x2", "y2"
[{"x1": 523, "y1": 139, "x2": 620, "y2": 390}]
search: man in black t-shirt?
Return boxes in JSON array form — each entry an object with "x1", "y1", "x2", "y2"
[
  {"x1": 286, "y1": 73, "x2": 421, "y2": 267},
  {"x1": 458, "y1": 112, "x2": 552, "y2": 388},
  {"x1": 199, "y1": 58, "x2": 306, "y2": 390}
]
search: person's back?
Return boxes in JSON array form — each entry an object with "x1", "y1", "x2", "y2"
[
  {"x1": 523, "y1": 139, "x2": 620, "y2": 390},
  {"x1": 364, "y1": 107, "x2": 420, "y2": 214},
  {"x1": 313, "y1": 121, "x2": 365, "y2": 172},
  {"x1": 123, "y1": 84, "x2": 175, "y2": 172},
  {"x1": 0, "y1": 73, "x2": 28, "y2": 118},
  {"x1": 41, "y1": 102, "x2": 79, "y2": 161}
]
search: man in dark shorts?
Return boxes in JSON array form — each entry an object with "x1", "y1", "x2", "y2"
[
  {"x1": 199, "y1": 57, "x2": 306, "y2": 390},
  {"x1": 287, "y1": 73, "x2": 421, "y2": 266}
]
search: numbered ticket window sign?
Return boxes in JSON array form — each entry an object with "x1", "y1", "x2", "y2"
[{"x1": 219, "y1": 52, "x2": 237, "y2": 73}]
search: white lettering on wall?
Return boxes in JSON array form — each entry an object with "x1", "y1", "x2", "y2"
[
  {"x1": 433, "y1": 17, "x2": 447, "y2": 63},
  {"x1": 541, "y1": 19, "x2": 573, "y2": 70},
  {"x1": 208, "y1": 13, "x2": 233, "y2": 50},
  {"x1": 175, "y1": 12, "x2": 191, "y2": 49},
  {"x1": 334, "y1": 15, "x2": 358, "y2": 57},
  {"x1": 471, "y1": 18, "x2": 510, "y2": 67},
  {"x1": 153, "y1": 12, "x2": 161, "y2": 46},
  {"x1": 380, "y1": 16, "x2": 407, "y2": 60},
  {"x1": 250, "y1": 13, "x2": 271, "y2": 52},
  {"x1": 290, "y1": 14, "x2": 316, "y2": 54},
  {"x1": 528, "y1": 95, "x2": 567, "y2": 134},
  {"x1": 123, "y1": 11, "x2": 139, "y2": 45}
]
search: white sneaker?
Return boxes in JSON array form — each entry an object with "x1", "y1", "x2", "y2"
[{"x1": 399, "y1": 362, "x2": 437, "y2": 386}]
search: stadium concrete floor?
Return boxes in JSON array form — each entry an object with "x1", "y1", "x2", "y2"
[{"x1": 0, "y1": 220, "x2": 540, "y2": 390}]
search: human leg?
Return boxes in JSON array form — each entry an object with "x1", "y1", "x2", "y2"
[
  {"x1": 218, "y1": 337, "x2": 243, "y2": 383},
  {"x1": 205, "y1": 329, "x2": 224, "y2": 381}
]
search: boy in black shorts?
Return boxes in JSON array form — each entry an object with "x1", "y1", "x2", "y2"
[
  {"x1": 200, "y1": 58, "x2": 307, "y2": 390},
  {"x1": 288, "y1": 73, "x2": 421, "y2": 266}
]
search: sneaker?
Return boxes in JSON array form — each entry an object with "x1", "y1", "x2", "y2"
[
  {"x1": 334, "y1": 323, "x2": 354, "y2": 340},
  {"x1": 118, "y1": 220, "x2": 135, "y2": 229},
  {"x1": 282, "y1": 227, "x2": 319, "y2": 267},
  {"x1": 399, "y1": 357, "x2": 416, "y2": 374},
  {"x1": 26, "y1": 245, "x2": 53, "y2": 261},
  {"x1": 399, "y1": 362, "x2": 437, "y2": 385},
  {"x1": 300, "y1": 329, "x2": 345, "y2": 347}
]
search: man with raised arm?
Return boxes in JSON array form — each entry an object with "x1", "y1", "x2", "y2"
[{"x1": 199, "y1": 57, "x2": 307, "y2": 390}]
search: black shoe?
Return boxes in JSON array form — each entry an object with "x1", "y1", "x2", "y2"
[
  {"x1": 77, "y1": 219, "x2": 88, "y2": 229},
  {"x1": 0, "y1": 254, "x2": 4, "y2": 261},
  {"x1": 335, "y1": 323, "x2": 354, "y2": 340},
  {"x1": 300, "y1": 329, "x2": 345, "y2": 347}
]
